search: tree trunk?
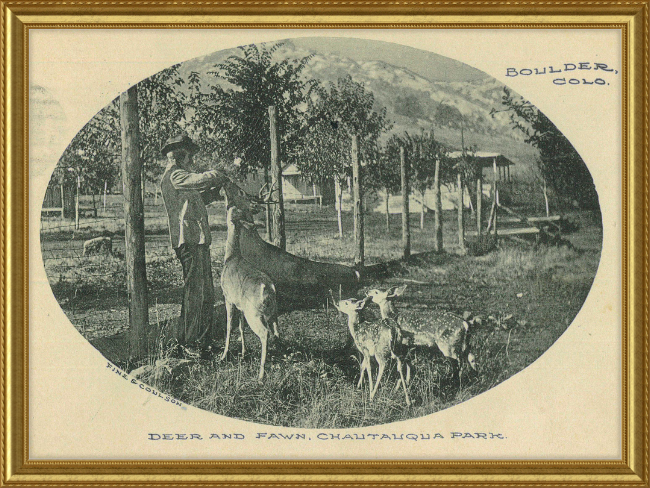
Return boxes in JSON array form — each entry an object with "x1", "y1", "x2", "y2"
[
  {"x1": 476, "y1": 177, "x2": 483, "y2": 236},
  {"x1": 60, "y1": 184, "x2": 65, "y2": 219},
  {"x1": 420, "y1": 189, "x2": 425, "y2": 230},
  {"x1": 352, "y1": 134, "x2": 364, "y2": 267},
  {"x1": 400, "y1": 146, "x2": 410, "y2": 260},
  {"x1": 269, "y1": 106, "x2": 286, "y2": 251},
  {"x1": 334, "y1": 175, "x2": 343, "y2": 238},
  {"x1": 141, "y1": 165, "x2": 146, "y2": 206},
  {"x1": 103, "y1": 180, "x2": 108, "y2": 211},
  {"x1": 433, "y1": 157, "x2": 442, "y2": 253},
  {"x1": 492, "y1": 159, "x2": 498, "y2": 236},
  {"x1": 264, "y1": 166, "x2": 272, "y2": 241},
  {"x1": 120, "y1": 85, "x2": 149, "y2": 359},
  {"x1": 542, "y1": 178, "x2": 550, "y2": 217},
  {"x1": 385, "y1": 189, "x2": 390, "y2": 232},
  {"x1": 457, "y1": 172, "x2": 464, "y2": 250}
]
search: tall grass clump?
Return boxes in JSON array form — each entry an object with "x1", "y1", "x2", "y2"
[{"x1": 482, "y1": 245, "x2": 583, "y2": 280}]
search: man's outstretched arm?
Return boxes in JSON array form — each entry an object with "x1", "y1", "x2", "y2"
[{"x1": 169, "y1": 168, "x2": 231, "y2": 191}]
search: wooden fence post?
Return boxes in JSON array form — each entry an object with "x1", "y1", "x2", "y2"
[
  {"x1": 120, "y1": 85, "x2": 149, "y2": 359},
  {"x1": 401, "y1": 146, "x2": 410, "y2": 260},
  {"x1": 457, "y1": 172, "x2": 464, "y2": 249},
  {"x1": 352, "y1": 134, "x2": 364, "y2": 267},
  {"x1": 141, "y1": 165, "x2": 146, "y2": 206},
  {"x1": 60, "y1": 183, "x2": 65, "y2": 219},
  {"x1": 433, "y1": 156, "x2": 442, "y2": 253},
  {"x1": 264, "y1": 165, "x2": 272, "y2": 241},
  {"x1": 75, "y1": 174, "x2": 80, "y2": 230},
  {"x1": 269, "y1": 106, "x2": 286, "y2": 251},
  {"x1": 476, "y1": 175, "x2": 483, "y2": 236},
  {"x1": 493, "y1": 158, "x2": 498, "y2": 236},
  {"x1": 334, "y1": 175, "x2": 343, "y2": 238}
]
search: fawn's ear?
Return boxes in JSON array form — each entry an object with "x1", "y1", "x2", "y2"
[
  {"x1": 390, "y1": 285, "x2": 407, "y2": 297},
  {"x1": 355, "y1": 296, "x2": 371, "y2": 311},
  {"x1": 365, "y1": 289, "x2": 379, "y2": 299}
]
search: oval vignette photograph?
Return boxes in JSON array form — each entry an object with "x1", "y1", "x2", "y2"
[{"x1": 37, "y1": 37, "x2": 603, "y2": 428}]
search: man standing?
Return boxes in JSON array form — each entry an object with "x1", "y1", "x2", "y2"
[{"x1": 160, "y1": 134, "x2": 230, "y2": 356}]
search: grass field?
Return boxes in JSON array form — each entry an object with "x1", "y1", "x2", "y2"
[{"x1": 41, "y1": 196, "x2": 603, "y2": 428}]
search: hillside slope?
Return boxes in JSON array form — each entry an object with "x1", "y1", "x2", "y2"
[{"x1": 179, "y1": 38, "x2": 540, "y2": 176}]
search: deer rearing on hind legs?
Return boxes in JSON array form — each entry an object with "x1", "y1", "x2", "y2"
[
  {"x1": 220, "y1": 200, "x2": 279, "y2": 381},
  {"x1": 366, "y1": 286, "x2": 477, "y2": 372},
  {"x1": 330, "y1": 292, "x2": 411, "y2": 406}
]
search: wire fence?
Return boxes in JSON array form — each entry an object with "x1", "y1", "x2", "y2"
[
  {"x1": 41, "y1": 188, "x2": 475, "y2": 341},
  {"x1": 40, "y1": 193, "x2": 343, "y2": 341},
  {"x1": 40, "y1": 194, "x2": 230, "y2": 340}
]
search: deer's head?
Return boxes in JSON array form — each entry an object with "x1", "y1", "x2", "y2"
[
  {"x1": 330, "y1": 290, "x2": 371, "y2": 317},
  {"x1": 220, "y1": 181, "x2": 276, "y2": 224},
  {"x1": 226, "y1": 206, "x2": 251, "y2": 226},
  {"x1": 366, "y1": 285, "x2": 407, "y2": 306},
  {"x1": 366, "y1": 285, "x2": 406, "y2": 319}
]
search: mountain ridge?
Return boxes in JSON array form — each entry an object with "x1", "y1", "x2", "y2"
[{"x1": 179, "y1": 38, "x2": 539, "y2": 173}]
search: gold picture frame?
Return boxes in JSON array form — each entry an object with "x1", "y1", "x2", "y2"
[{"x1": 2, "y1": 2, "x2": 648, "y2": 485}]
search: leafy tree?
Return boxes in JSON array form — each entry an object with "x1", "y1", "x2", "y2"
[
  {"x1": 365, "y1": 141, "x2": 401, "y2": 231},
  {"x1": 195, "y1": 43, "x2": 317, "y2": 178},
  {"x1": 454, "y1": 144, "x2": 483, "y2": 214},
  {"x1": 55, "y1": 102, "x2": 121, "y2": 208},
  {"x1": 55, "y1": 64, "x2": 187, "y2": 203},
  {"x1": 137, "y1": 64, "x2": 187, "y2": 191},
  {"x1": 296, "y1": 75, "x2": 392, "y2": 237},
  {"x1": 394, "y1": 94, "x2": 425, "y2": 120},
  {"x1": 401, "y1": 131, "x2": 452, "y2": 229},
  {"x1": 435, "y1": 103, "x2": 463, "y2": 129},
  {"x1": 491, "y1": 87, "x2": 598, "y2": 209}
]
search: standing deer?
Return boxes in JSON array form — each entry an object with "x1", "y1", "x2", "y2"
[
  {"x1": 220, "y1": 205, "x2": 279, "y2": 380},
  {"x1": 330, "y1": 293, "x2": 411, "y2": 406},
  {"x1": 200, "y1": 181, "x2": 361, "y2": 313},
  {"x1": 366, "y1": 286, "x2": 477, "y2": 372}
]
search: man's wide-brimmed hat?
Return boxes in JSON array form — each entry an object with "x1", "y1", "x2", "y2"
[{"x1": 161, "y1": 134, "x2": 199, "y2": 157}]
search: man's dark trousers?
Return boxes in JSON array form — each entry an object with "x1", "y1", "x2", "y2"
[{"x1": 174, "y1": 243, "x2": 215, "y2": 348}]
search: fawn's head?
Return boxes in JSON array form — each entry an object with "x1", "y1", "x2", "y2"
[
  {"x1": 330, "y1": 291, "x2": 371, "y2": 318},
  {"x1": 366, "y1": 285, "x2": 407, "y2": 315}
]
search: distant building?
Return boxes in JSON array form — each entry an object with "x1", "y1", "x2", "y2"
[
  {"x1": 447, "y1": 151, "x2": 514, "y2": 182},
  {"x1": 373, "y1": 152, "x2": 515, "y2": 214},
  {"x1": 240, "y1": 164, "x2": 333, "y2": 206}
]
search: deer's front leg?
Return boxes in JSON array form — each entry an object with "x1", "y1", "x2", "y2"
[{"x1": 220, "y1": 301, "x2": 236, "y2": 361}]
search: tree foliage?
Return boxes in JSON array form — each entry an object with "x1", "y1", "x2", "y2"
[
  {"x1": 375, "y1": 131, "x2": 451, "y2": 195},
  {"x1": 195, "y1": 43, "x2": 317, "y2": 176},
  {"x1": 55, "y1": 64, "x2": 187, "y2": 194},
  {"x1": 55, "y1": 102, "x2": 121, "y2": 194},
  {"x1": 137, "y1": 64, "x2": 187, "y2": 185},
  {"x1": 297, "y1": 75, "x2": 392, "y2": 184},
  {"x1": 492, "y1": 87, "x2": 598, "y2": 209},
  {"x1": 401, "y1": 131, "x2": 452, "y2": 193}
]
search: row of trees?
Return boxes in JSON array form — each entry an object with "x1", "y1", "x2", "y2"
[{"x1": 55, "y1": 42, "x2": 598, "y2": 230}]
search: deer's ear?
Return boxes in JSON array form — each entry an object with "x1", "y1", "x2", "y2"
[
  {"x1": 356, "y1": 297, "x2": 370, "y2": 310},
  {"x1": 329, "y1": 291, "x2": 340, "y2": 311},
  {"x1": 392, "y1": 285, "x2": 407, "y2": 297}
]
